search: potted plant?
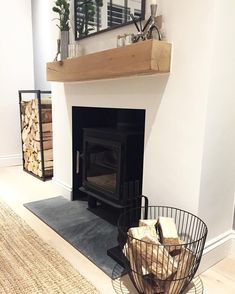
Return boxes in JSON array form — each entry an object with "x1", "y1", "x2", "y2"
[{"x1": 52, "y1": 0, "x2": 70, "y2": 60}]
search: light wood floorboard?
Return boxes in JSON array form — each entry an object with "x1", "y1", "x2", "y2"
[{"x1": 0, "y1": 166, "x2": 234, "y2": 293}]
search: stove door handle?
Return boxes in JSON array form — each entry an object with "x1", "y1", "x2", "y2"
[{"x1": 76, "y1": 150, "x2": 80, "y2": 174}]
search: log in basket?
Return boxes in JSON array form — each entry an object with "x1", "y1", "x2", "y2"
[{"x1": 118, "y1": 200, "x2": 208, "y2": 294}]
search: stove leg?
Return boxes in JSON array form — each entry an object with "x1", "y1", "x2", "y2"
[{"x1": 88, "y1": 195, "x2": 97, "y2": 208}]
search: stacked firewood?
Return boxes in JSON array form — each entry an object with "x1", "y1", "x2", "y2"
[
  {"x1": 123, "y1": 217, "x2": 195, "y2": 294},
  {"x1": 20, "y1": 98, "x2": 53, "y2": 178}
]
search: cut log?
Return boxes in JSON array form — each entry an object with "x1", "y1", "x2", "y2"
[
  {"x1": 123, "y1": 242, "x2": 145, "y2": 292},
  {"x1": 22, "y1": 126, "x2": 30, "y2": 142},
  {"x1": 169, "y1": 239, "x2": 185, "y2": 257},
  {"x1": 44, "y1": 160, "x2": 53, "y2": 168},
  {"x1": 128, "y1": 225, "x2": 158, "y2": 240},
  {"x1": 132, "y1": 233, "x2": 178, "y2": 280},
  {"x1": 42, "y1": 123, "x2": 52, "y2": 133},
  {"x1": 31, "y1": 99, "x2": 36, "y2": 109},
  {"x1": 157, "y1": 217, "x2": 181, "y2": 253},
  {"x1": 25, "y1": 105, "x2": 31, "y2": 118},
  {"x1": 142, "y1": 274, "x2": 168, "y2": 293},
  {"x1": 123, "y1": 220, "x2": 195, "y2": 293},
  {"x1": 168, "y1": 249, "x2": 195, "y2": 294},
  {"x1": 27, "y1": 161, "x2": 33, "y2": 172},
  {"x1": 43, "y1": 140, "x2": 53, "y2": 150},
  {"x1": 127, "y1": 226, "x2": 158, "y2": 276},
  {"x1": 34, "y1": 131, "x2": 40, "y2": 141},
  {"x1": 139, "y1": 219, "x2": 158, "y2": 227},
  {"x1": 37, "y1": 149, "x2": 53, "y2": 161},
  {"x1": 39, "y1": 161, "x2": 53, "y2": 170},
  {"x1": 40, "y1": 169, "x2": 53, "y2": 177},
  {"x1": 41, "y1": 97, "x2": 52, "y2": 105},
  {"x1": 42, "y1": 131, "x2": 52, "y2": 139},
  {"x1": 41, "y1": 109, "x2": 52, "y2": 123},
  {"x1": 124, "y1": 241, "x2": 167, "y2": 294},
  {"x1": 32, "y1": 122, "x2": 39, "y2": 133},
  {"x1": 34, "y1": 140, "x2": 52, "y2": 151},
  {"x1": 43, "y1": 149, "x2": 53, "y2": 161}
]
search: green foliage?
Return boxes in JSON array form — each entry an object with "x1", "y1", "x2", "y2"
[
  {"x1": 52, "y1": 0, "x2": 70, "y2": 31},
  {"x1": 77, "y1": 0, "x2": 103, "y2": 37}
]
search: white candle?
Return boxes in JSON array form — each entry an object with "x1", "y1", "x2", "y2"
[{"x1": 151, "y1": 0, "x2": 158, "y2": 5}]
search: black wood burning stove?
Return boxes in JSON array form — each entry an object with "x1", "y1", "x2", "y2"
[
  {"x1": 72, "y1": 108, "x2": 145, "y2": 266},
  {"x1": 80, "y1": 127, "x2": 144, "y2": 208}
]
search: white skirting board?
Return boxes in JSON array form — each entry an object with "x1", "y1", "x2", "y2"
[
  {"x1": 52, "y1": 177, "x2": 72, "y2": 200},
  {"x1": 230, "y1": 232, "x2": 235, "y2": 253},
  {"x1": 198, "y1": 230, "x2": 235, "y2": 274},
  {"x1": 0, "y1": 154, "x2": 22, "y2": 167}
]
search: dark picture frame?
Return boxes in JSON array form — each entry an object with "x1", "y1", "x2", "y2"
[{"x1": 74, "y1": 0, "x2": 146, "y2": 40}]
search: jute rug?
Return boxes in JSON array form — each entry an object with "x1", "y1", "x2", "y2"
[{"x1": 0, "y1": 201, "x2": 100, "y2": 294}]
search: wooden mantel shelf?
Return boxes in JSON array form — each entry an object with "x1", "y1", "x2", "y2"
[{"x1": 47, "y1": 40, "x2": 171, "y2": 82}]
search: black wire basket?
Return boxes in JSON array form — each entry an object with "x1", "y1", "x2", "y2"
[{"x1": 118, "y1": 200, "x2": 208, "y2": 294}]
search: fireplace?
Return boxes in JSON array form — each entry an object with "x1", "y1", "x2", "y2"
[
  {"x1": 81, "y1": 127, "x2": 144, "y2": 208},
  {"x1": 72, "y1": 107, "x2": 145, "y2": 208}
]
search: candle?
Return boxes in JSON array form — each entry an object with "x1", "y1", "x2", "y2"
[{"x1": 151, "y1": 0, "x2": 158, "y2": 5}]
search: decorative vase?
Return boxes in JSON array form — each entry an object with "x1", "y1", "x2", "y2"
[{"x1": 60, "y1": 30, "x2": 69, "y2": 60}]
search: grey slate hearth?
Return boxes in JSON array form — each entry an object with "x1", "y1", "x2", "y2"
[{"x1": 24, "y1": 196, "x2": 125, "y2": 277}]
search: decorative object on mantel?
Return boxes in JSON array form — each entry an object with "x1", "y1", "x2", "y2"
[
  {"x1": 68, "y1": 42, "x2": 82, "y2": 58},
  {"x1": 19, "y1": 90, "x2": 53, "y2": 181},
  {"x1": 74, "y1": 0, "x2": 146, "y2": 40},
  {"x1": 117, "y1": 34, "x2": 134, "y2": 47},
  {"x1": 75, "y1": 0, "x2": 104, "y2": 39},
  {"x1": 131, "y1": 2, "x2": 162, "y2": 43},
  {"x1": 117, "y1": 35, "x2": 125, "y2": 48},
  {"x1": 54, "y1": 39, "x2": 61, "y2": 62},
  {"x1": 125, "y1": 33, "x2": 134, "y2": 45},
  {"x1": 52, "y1": 0, "x2": 70, "y2": 60},
  {"x1": 47, "y1": 39, "x2": 172, "y2": 82}
]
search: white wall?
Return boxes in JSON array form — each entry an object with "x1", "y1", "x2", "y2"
[
  {"x1": 198, "y1": 0, "x2": 235, "y2": 240},
  {"x1": 31, "y1": 0, "x2": 52, "y2": 90},
  {"x1": 0, "y1": 0, "x2": 34, "y2": 167},
  {"x1": 50, "y1": 0, "x2": 235, "y2": 252},
  {"x1": 51, "y1": 0, "x2": 214, "y2": 216}
]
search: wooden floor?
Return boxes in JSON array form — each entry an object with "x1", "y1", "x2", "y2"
[
  {"x1": 0, "y1": 165, "x2": 234, "y2": 294},
  {"x1": 200, "y1": 256, "x2": 235, "y2": 294}
]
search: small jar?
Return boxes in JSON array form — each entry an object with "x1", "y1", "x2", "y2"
[
  {"x1": 68, "y1": 44, "x2": 75, "y2": 58},
  {"x1": 75, "y1": 43, "x2": 82, "y2": 57},
  {"x1": 68, "y1": 43, "x2": 83, "y2": 58},
  {"x1": 117, "y1": 35, "x2": 125, "y2": 47},
  {"x1": 125, "y1": 34, "x2": 134, "y2": 46}
]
